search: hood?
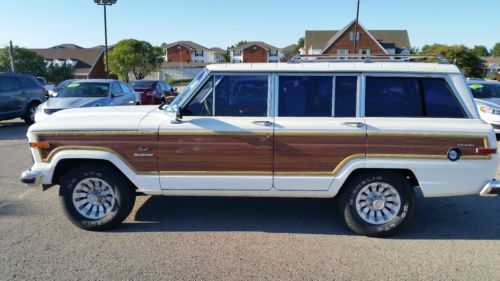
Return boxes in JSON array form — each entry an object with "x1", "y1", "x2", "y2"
[
  {"x1": 29, "y1": 105, "x2": 160, "y2": 132},
  {"x1": 46, "y1": 97, "x2": 110, "y2": 109},
  {"x1": 474, "y1": 98, "x2": 500, "y2": 109}
]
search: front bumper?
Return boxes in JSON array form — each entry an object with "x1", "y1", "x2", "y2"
[
  {"x1": 20, "y1": 170, "x2": 42, "y2": 187},
  {"x1": 480, "y1": 179, "x2": 500, "y2": 197}
]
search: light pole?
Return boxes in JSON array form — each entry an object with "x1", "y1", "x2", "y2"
[{"x1": 93, "y1": 0, "x2": 117, "y2": 78}]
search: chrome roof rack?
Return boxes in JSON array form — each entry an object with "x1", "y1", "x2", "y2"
[{"x1": 288, "y1": 54, "x2": 449, "y2": 64}]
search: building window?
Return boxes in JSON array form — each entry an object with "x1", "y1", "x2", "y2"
[
  {"x1": 337, "y1": 49, "x2": 349, "y2": 59},
  {"x1": 194, "y1": 50, "x2": 204, "y2": 57},
  {"x1": 349, "y1": 32, "x2": 360, "y2": 41},
  {"x1": 233, "y1": 50, "x2": 242, "y2": 56},
  {"x1": 269, "y1": 50, "x2": 278, "y2": 57}
]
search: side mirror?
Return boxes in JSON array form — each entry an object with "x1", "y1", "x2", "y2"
[
  {"x1": 167, "y1": 104, "x2": 182, "y2": 124},
  {"x1": 173, "y1": 87, "x2": 178, "y2": 92}
]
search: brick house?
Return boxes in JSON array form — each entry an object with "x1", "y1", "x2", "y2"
[
  {"x1": 31, "y1": 44, "x2": 107, "y2": 79},
  {"x1": 162, "y1": 41, "x2": 224, "y2": 63},
  {"x1": 303, "y1": 20, "x2": 411, "y2": 56},
  {"x1": 230, "y1": 42, "x2": 282, "y2": 63}
]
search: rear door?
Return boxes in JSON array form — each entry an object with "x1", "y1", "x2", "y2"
[
  {"x1": 273, "y1": 74, "x2": 366, "y2": 191},
  {"x1": 0, "y1": 76, "x2": 23, "y2": 118}
]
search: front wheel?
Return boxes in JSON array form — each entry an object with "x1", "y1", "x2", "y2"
[
  {"x1": 59, "y1": 164, "x2": 136, "y2": 231},
  {"x1": 339, "y1": 171, "x2": 415, "y2": 237}
]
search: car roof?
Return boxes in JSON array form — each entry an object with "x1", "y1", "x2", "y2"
[{"x1": 205, "y1": 62, "x2": 462, "y2": 74}]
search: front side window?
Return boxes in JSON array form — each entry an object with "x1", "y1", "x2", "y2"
[
  {"x1": 365, "y1": 77, "x2": 465, "y2": 118},
  {"x1": 183, "y1": 77, "x2": 213, "y2": 116},
  {"x1": 279, "y1": 76, "x2": 332, "y2": 117},
  {"x1": 111, "y1": 82, "x2": 123, "y2": 94}
]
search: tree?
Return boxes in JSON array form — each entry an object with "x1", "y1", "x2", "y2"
[
  {"x1": 46, "y1": 64, "x2": 74, "y2": 83},
  {"x1": 421, "y1": 44, "x2": 482, "y2": 77},
  {"x1": 107, "y1": 39, "x2": 164, "y2": 81},
  {"x1": 295, "y1": 37, "x2": 304, "y2": 53},
  {"x1": 0, "y1": 46, "x2": 46, "y2": 76},
  {"x1": 472, "y1": 45, "x2": 489, "y2": 57},
  {"x1": 491, "y1": 43, "x2": 500, "y2": 56},
  {"x1": 223, "y1": 41, "x2": 249, "y2": 63}
]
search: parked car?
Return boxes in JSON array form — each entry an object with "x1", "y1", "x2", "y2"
[
  {"x1": 34, "y1": 79, "x2": 141, "y2": 122},
  {"x1": 21, "y1": 59, "x2": 499, "y2": 237},
  {"x1": 47, "y1": 79, "x2": 77, "y2": 98},
  {"x1": 36, "y1": 76, "x2": 54, "y2": 93},
  {"x1": 467, "y1": 80, "x2": 500, "y2": 133},
  {"x1": 0, "y1": 72, "x2": 46, "y2": 124},
  {"x1": 128, "y1": 80, "x2": 178, "y2": 105}
]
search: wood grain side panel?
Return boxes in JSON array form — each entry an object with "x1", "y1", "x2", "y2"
[
  {"x1": 158, "y1": 135, "x2": 273, "y2": 172},
  {"x1": 367, "y1": 136, "x2": 486, "y2": 156},
  {"x1": 37, "y1": 134, "x2": 158, "y2": 173},
  {"x1": 274, "y1": 135, "x2": 366, "y2": 173}
]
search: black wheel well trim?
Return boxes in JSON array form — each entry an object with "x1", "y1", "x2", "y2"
[
  {"x1": 335, "y1": 168, "x2": 421, "y2": 198},
  {"x1": 52, "y1": 158, "x2": 138, "y2": 192}
]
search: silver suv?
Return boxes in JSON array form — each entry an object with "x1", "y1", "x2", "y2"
[{"x1": 0, "y1": 72, "x2": 46, "y2": 124}]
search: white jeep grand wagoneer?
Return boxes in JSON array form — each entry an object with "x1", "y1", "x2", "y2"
[{"x1": 21, "y1": 55, "x2": 500, "y2": 237}]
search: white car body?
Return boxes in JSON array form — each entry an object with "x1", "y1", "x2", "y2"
[{"x1": 23, "y1": 62, "x2": 499, "y2": 198}]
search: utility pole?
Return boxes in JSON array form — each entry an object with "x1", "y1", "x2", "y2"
[
  {"x1": 93, "y1": 0, "x2": 117, "y2": 79},
  {"x1": 353, "y1": 0, "x2": 360, "y2": 55},
  {"x1": 8, "y1": 40, "x2": 15, "y2": 72}
]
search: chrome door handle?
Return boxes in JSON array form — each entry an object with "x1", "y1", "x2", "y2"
[
  {"x1": 341, "y1": 122, "x2": 364, "y2": 128},
  {"x1": 252, "y1": 121, "x2": 273, "y2": 126}
]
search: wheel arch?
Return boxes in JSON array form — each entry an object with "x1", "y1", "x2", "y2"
[{"x1": 334, "y1": 168, "x2": 421, "y2": 199}]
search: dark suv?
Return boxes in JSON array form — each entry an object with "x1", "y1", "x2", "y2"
[{"x1": 0, "y1": 72, "x2": 46, "y2": 124}]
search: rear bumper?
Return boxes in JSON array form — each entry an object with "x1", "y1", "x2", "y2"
[
  {"x1": 480, "y1": 179, "x2": 500, "y2": 197},
  {"x1": 20, "y1": 170, "x2": 42, "y2": 187}
]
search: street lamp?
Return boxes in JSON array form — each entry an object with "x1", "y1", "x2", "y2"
[{"x1": 93, "y1": 0, "x2": 117, "y2": 78}]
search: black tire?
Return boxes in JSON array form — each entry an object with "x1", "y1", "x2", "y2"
[
  {"x1": 23, "y1": 102, "x2": 39, "y2": 125},
  {"x1": 59, "y1": 163, "x2": 136, "y2": 231},
  {"x1": 339, "y1": 171, "x2": 415, "y2": 237}
]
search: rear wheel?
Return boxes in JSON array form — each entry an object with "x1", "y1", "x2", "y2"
[
  {"x1": 59, "y1": 164, "x2": 136, "y2": 231},
  {"x1": 339, "y1": 171, "x2": 415, "y2": 237},
  {"x1": 23, "y1": 102, "x2": 39, "y2": 125}
]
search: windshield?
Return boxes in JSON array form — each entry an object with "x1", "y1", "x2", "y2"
[
  {"x1": 469, "y1": 83, "x2": 500, "y2": 99},
  {"x1": 57, "y1": 82, "x2": 110, "y2": 98},
  {"x1": 54, "y1": 80, "x2": 75, "y2": 92},
  {"x1": 167, "y1": 69, "x2": 208, "y2": 109},
  {"x1": 129, "y1": 81, "x2": 156, "y2": 89}
]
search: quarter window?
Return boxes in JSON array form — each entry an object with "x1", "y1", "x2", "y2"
[
  {"x1": 215, "y1": 75, "x2": 268, "y2": 116},
  {"x1": 18, "y1": 76, "x2": 38, "y2": 88},
  {"x1": 279, "y1": 76, "x2": 332, "y2": 117},
  {"x1": 365, "y1": 77, "x2": 465, "y2": 118}
]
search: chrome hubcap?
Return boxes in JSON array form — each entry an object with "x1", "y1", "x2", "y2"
[
  {"x1": 72, "y1": 178, "x2": 115, "y2": 220},
  {"x1": 355, "y1": 182, "x2": 401, "y2": 225},
  {"x1": 29, "y1": 106, "x2": 37, "y2": 121}
]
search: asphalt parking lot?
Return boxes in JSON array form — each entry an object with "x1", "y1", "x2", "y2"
[{"x1": 1, "y1": 119, "x2": 500, "y2": 281}]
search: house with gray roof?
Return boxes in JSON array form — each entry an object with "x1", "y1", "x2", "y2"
[
  {"x1": 162, "y1": 41, "x2": 224, "y2": 64},
  {"x1": 303, "y1": 20, "x2": 411, "y2": 56}
]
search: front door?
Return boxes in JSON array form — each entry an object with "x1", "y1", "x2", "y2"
[
  {"x1": 273, "y1": 74, "x2": 366, "y2": 191},
  {"x1": 158, "y1": 74, "x2": 273, "y2": 190}
]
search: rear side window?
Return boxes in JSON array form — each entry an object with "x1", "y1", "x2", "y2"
[
  {"x1": 279, "y1": 76, "x2": 332, "y2": 117},
  {"x1": 214, "y1": 75, "x2": 268, "y2": 116},
  {"x1": 0, "y1": 76, "x2": 21, "y2": 91},
  {"x1": 365, "y1": 77, "x2": 465, "y2": 118},
  {"x1": 18, "y1": 76, "x2": 38, "y2": 88},
  {"x1": 119, "y1": 82, "x2": 131, "y2": 93}
]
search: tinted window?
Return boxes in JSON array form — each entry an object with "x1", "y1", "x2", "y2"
[
  {"x1": 365, "y1": 77, "x2": 465, "y2": 118},
  {"x1": 111, "y1": 82, "x2": 122, "y2": 94},
  {"x1": 214, "y1": 75, "x2": 268, "y2": 116},
  {"x1": 335, "y1": 76, "x2": 357, "y2": 117},
  {"x1": 366, "y1": 77, "x2": 422, "y2": 117},
  {"x1": 183, "y1": 77, "x2": 213, "y2": 116},
  {"x1": 469, "y1": 83, "x2": 500, "y2": 99},
  {"x1": 0, "y1": 76, "x2": 21, "y2": 91},
  {"x1": 18, "y1": 76, "x2": 38, "y2": 88},
  {"x1": 57, "y1": 82, "x2": 109, "y2": 98},
  {"x1": 422, "y1": 79, "x2": 464, "y2": 118},
  {"x1": 279, "y1": 76, "x2": 332, "y2": 117}
]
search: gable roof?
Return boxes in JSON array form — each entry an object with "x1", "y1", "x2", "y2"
[
  {"x1": 31, "y1": 47, "x2": 104, "y2": 75},
  {"x1": 280, "y1": 44, "x2": 297, "y2": 52},
  {"x1": 230, "y1": 41, "x2": 279, "y2": 51},
  {"x1": 51, "y1": 43, "x2": 83, "y2": 49},
  {"x1": 305, "y1": 25, "x2": 411, "y2": 52},
  {"x1": 210, "y1": 47, "x2": 225, "y2": 54},
  {"x1": 321, "y1": 20, "x2": 388, "y2": 54},
  {"x1": 480, "y1": 56, "x2": 500, "y2": 67},
  {"x1": 162, "y1": 41, "x2": 209, "y2": 50}
]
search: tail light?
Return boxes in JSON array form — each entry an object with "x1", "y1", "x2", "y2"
[{"x1": 476, "y1": 148, "x2": 497, "y2": 155}]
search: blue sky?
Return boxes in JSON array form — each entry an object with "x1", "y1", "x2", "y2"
[{"x1": 0, "y1": 0, "x2": 498, "y2": 50}]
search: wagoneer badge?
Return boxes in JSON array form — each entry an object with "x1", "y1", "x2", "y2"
[{"x1": 134, "y1": 146, "x2": 153, "y2": 157}]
